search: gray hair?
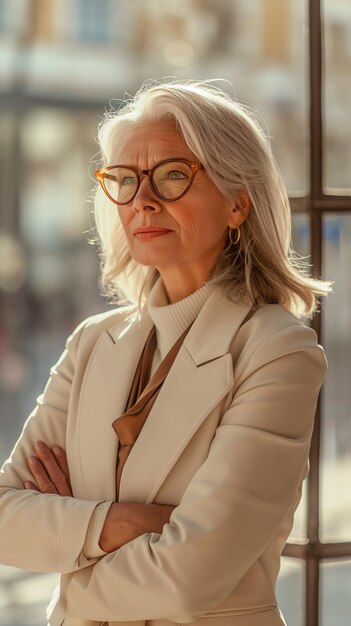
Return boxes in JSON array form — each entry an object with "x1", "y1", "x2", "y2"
[{"x1": 90, "y1": 79, "x2": 332, "y2": 319}]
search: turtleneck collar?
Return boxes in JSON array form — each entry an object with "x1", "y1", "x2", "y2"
[{"x1": 146, "y1": 276, "x2": 214, "y2": 371}]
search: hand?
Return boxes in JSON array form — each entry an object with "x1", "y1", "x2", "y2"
[
  {"x1": 24, "y1": 441, "x2": 73, "y2": 497},
  {"x1": 99, "y1": 501, "x2": 176, "y2": 553}
]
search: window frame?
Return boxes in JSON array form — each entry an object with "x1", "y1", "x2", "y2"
[{"x1": 284, "y1": 2, "x2": 351, "y2": 625}]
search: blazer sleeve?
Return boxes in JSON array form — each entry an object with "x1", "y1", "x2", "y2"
[
  {"x1": 64, "y1": 323, "x2": 327, "y2": 624},
  {"x1": 0, "y1": 317, "x2": 113, "y2": 574}
]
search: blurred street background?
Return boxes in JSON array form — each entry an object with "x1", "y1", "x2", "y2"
[{"x1": 0, "y1": 1, "x2": 350, "y2": 625}]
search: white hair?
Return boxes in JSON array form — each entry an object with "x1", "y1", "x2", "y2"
[{"x1": 90, "y1": 79, "x2": 332, "y2": 319}]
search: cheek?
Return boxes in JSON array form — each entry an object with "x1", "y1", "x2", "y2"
[
  {"x1": 185, "y1": 205, "x2": 225, "y2": 236},
  {"x1": 117, "y1": 208, "x2": 132, "y2": 232},
  {"x1": 182, "y1": 187, "x2": 230, "y2": 232},
  {"x1": 174, "y1": 213, "x2": 203, "y2": 239},
  {"x1": 176, "y1": 218, "x2": 216, "y2": 250}
]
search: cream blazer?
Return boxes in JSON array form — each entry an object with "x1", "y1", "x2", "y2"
[{"x1": 0, "y1": 288, "x2": 327, "y2": 626}]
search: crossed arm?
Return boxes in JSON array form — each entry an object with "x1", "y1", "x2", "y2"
[
  {"x1": 0, "y1": 314, "x2": 175, "y2": 574},
  {"x1": 23, "y1": 442, "x2": 174, "y2": 553}
]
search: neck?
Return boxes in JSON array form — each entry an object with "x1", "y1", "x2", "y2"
[{"x1": 157, "y1": 271, "x2": 212, "y2": 304}]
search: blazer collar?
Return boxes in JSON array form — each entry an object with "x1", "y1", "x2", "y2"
[
  {"x1": 183, "y1": 288, "x2": 252, "y2": 365},
  {"x1": 109, "y1": 287, "x2": 252, "y2": 366}
]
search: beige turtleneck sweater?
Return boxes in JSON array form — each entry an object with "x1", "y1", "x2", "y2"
[
  {"x1": 83, "y1": 277, "x2": 213, "y2": 559},
  {"x1": 147, "y1": 277, "x2": 213, "y2": 377}
]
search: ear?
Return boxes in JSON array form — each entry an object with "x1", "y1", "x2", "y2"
[{"x1": 228, "y1": 190, "x2": 251, "y2": 229}]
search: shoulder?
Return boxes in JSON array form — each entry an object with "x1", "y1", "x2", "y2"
[
  {"x1": 242, "y1": 303, "x2": 316, "y2": 345},
  {"x1": 80, "y1": 305, "x2": 137, "y2": 333},
  {"x1": 232, "y1": 302, "x2": 327, "y2": 376},
  {"x1": 65, "y1": 305, "x2": 137, "y2": 354}
]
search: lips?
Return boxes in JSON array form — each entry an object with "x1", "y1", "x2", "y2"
[{"x1": 133, "y1": 227, "x2": 172, "y2": 235}]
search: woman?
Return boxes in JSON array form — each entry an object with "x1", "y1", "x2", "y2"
[{"x1": 0, "y1": 80, "x2": 331, "y2": 626}]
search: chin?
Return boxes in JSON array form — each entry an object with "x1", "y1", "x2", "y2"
[
  {"x1": 132, "y1": 250, "x2": 173, "y2": 267},
  {"x1": 130, "y1": 235, "x2": 183, "y2": 264}
]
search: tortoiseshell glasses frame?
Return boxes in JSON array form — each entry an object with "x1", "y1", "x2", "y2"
[{"x1": 95, "y1": 158, "x2": 205, "y2": 205}]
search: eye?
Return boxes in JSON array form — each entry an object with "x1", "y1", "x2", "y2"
[
  {"x1": 168, "y1": 170, "x2": 188, "y2": 180},
  {"x1": 121, "y1": 176, "x2": 136, "y2": 186}
]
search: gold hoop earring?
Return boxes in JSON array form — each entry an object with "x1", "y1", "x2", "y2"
[{"x1": 229, "y1": 227, "x2": 240, "y2": 246}]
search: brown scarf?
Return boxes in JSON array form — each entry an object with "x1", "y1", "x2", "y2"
[{"x1": 112, "y1": 321, "x2": 194, "y2": 500}]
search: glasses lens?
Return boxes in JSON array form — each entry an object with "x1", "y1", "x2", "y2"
[
  {"x1": 153, "y1": 161, "x2": 192, "y2": 200},
  {"x1": 103, "y1": 167, "x2": 138, "y2": 204}
]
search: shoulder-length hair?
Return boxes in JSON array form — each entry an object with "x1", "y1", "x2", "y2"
[{"x1": 90, "y1": 79, "x2": 332, "y2": 319}]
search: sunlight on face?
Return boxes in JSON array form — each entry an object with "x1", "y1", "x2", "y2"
[{"x1": 113, "y1": 119, "x2": 236, "y2": 296}]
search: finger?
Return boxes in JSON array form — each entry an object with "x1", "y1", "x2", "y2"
[
  {"x1": 24, "y1": 481, "x2": 38, "y2": 490},
  {"x1": 27, "y1": 456, "x2": 58, "y2": 495},
  {"x1": 51, "y1": 447, "x2": 72, "y2": 490},
  {"x1": 33, "y1": 442, "x2": 72, "y2": 497}
]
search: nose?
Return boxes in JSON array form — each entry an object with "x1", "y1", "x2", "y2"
[{"x1": 132, "y1": 173, "x2": 161, "y2": 213}]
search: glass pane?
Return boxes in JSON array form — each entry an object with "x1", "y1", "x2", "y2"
[
  {"x1": 320, "y1": 213, "x2": 351, "y2": 541},
  {"x1": 284, "y1": 213, "x2": 311, "y2": 542},
  {"x1": 322, "y1": 0, "x2": 351, "y2": 192},
  {"x1": 320, "y1": 559, "x2": 351, "y2": 626},
  {"x1": 276, "y1": 557, "x2": 305, "y2": 626},
  {"x1": 292, "y1": 212, "x2": 310, "y2": 258}
]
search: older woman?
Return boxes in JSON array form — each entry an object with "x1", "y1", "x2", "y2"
[{"x1": 0, "y1": 81, "x2": 331, "y2": 626}]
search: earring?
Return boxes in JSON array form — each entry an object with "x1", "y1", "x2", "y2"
[{"x1": 229, "y1": 227, "x2": 241, "y2": 246}]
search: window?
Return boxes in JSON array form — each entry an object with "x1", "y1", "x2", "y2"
[
  {"x1": 77, "y1": 0, "x2": 110, "y2": 44},
  {"x1": 279, "y1": 2, "x2": 351, "y2": 625}
]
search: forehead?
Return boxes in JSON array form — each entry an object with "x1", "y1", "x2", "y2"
[{"x1": 111, "y1": 119, "x2": 196, "y2": 164}]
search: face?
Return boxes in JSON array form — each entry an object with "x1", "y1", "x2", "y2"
[{"x1": 111, "y1": 119, "x2": 242, "y2": 296}]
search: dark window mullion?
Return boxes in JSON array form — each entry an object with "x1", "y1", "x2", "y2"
[
  {"x1": 290, "y1": 197, "x2": 351, "y2": 212},
  {"x1": 307, "y1": 1, "x2": 323, "y2": 626},
  {"x1": 313, "y1": 197, "x2": 351, "y2": 210}
]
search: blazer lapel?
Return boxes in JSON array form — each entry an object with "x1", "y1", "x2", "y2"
[
  {"x1": 75, "y1": 311, "x2": 154, "y2": 501},
  {"x1": 118, "y1": 289, "x2": 252, "y2": 504}
]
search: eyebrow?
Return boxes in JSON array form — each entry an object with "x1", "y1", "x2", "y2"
[{"x1": 108, "y1": 156, "x2": 196, "y2": 168}]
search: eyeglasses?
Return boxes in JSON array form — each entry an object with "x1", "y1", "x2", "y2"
[{"x1": 95, "y1": 158, "x2": 205, "y2": 205}]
